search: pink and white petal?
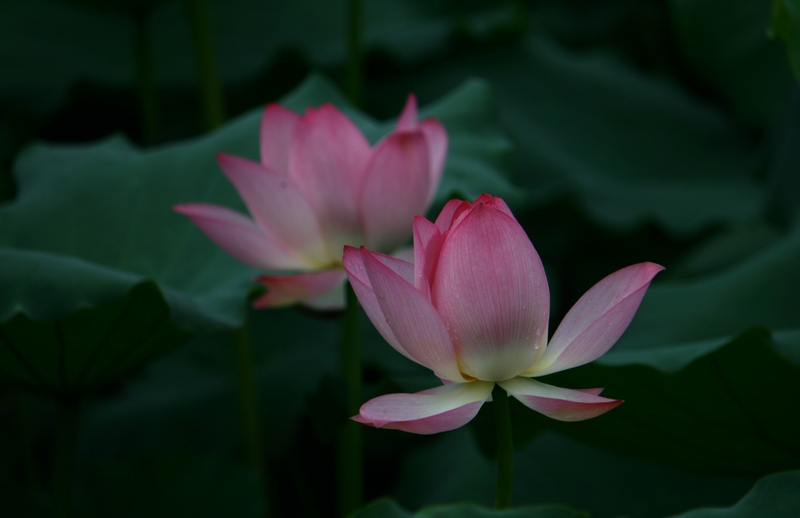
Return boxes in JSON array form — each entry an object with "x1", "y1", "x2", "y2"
[
  {"x1": 369, "y1": 250, "x2": 415, "y2": 285},
  {"x1": 343, "y1": 247, "x2": 419, "y2": 364},
  {"x1": 413, "y1": 216, "x2": 443, "y2": 295},
  {"x1": 499, "y1": 377, "x2": 622, "y2": 422},
  {"x1": 353, "y1": 381, "x2": 494, "y2": 434},
  {"x1": 252, "y1": 269, "x2": 346, "y2": 309},
  {"x1": 419, "y1": 119, "x2": 448, "y2": 204},
  {"x1": 434, "y1": 199, "x2": 471, "y2": 233},
  {"x1": 431, "y1": 203, "x2": 549, "y2": 382},
  {"x1": 343, "y1": 245, "x2": 414, "y2": 285},
  {"x1": 395, "y1": 94, "x2": 418, "y2": 131},
  {"x1": 216, "y1": 154, "x2": 330, "y2": 265},
  {"x1": 532, "y1": 262, "x2": 664, "y2": 377},
  {"x1": 259, "y1": 103, "x2": 299, "y2": 175},
  {"x1": 173, "y1": 203, "x2": 304, "y2": 270},
  {"x1": 290, "y1": 104, "x2": 371, "y2": 253},
  {"x1": 363, "y1": 250, "x2": 465, "y2": 382},
  {"x1": 360, "y1": 131, "x2": 431, "y2": 253}
]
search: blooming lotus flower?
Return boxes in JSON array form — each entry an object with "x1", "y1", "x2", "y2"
[
  {"x1": 174, "y1": 95, "x2": 447, "y2": 309},
  {"x1": 343, "y1": 194, "x2": 663, "y2": 434}
]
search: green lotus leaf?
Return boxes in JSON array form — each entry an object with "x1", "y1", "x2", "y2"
[
  {"x1": 0, "y1": 281, "x2": 190, "y2": 397},
  {"x1": 373, "y1": 35, "x2": 767, "y2": 234},
  {"x1": 351, "y1": 497, "x2": 586, "y2": 518},
  {"x1": 510, "y1": 326, "x2": 800, "y2": 477},
  {"x1": 668, "y1": 470, "x2": 800, "y2": 518},
  {"x1": 671, "y1": 0, "x2": 794, "y2": 124},
  {"x1": 771, "y1": 0, "x2": 800, "y2": 83}
]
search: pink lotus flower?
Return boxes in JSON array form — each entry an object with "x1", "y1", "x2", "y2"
[
  {"x1": 343, "y1": 194, "x2": 663, "y2": 434},
  {"x1": 174, "y1": 96, "x2": 447, "y2": 309}
]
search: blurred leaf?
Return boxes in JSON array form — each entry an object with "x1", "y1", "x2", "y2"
[
  {"x1": 82, "y1": 304, "x2": 339, "y2": 458},
  {"x1": 0, "y1": 126, "x2": 258, "y2": 332},
  {"x1": 671, "y1": 0, "x2": 794, "y2": 124},
  {"x1": 394, "y1": 428, "x2": 495, "y2": 509},
  {"x1": 614, "y1": 226, "x2": 800, "y2": 352},
  {"x1": 513, "y1": 327, "x2": 800, "y2": 476},
  {"x1": 59, "y1": 0, "x2": 169, "y2": 15},
  {"x1": 393, "y1": 427, "x2": 752, "y2": 518},
  {"x1": 771, "y1": 0, "x2": 800, "y2": 83},
  {"x1": 76, "y1": 454, "x2": 263, "y2": 518},
  {"x1": 668, "y1": 470, "x2": 800, "y2": 518},
  {"x1": 374, "y1": 35, "x2": 766, "y2": 234},
  {"x1": 0, "y1": 281, "x2": 190, "y2": 397},
  {"x1": 774, "y1": 329, "x2": 800, "y2": 364},
  {"x1": 508, "y1": 37, "x2": 766, "y2": 234},
  {"x1": 0, "y1": 0, "x2": 514, "y2": 112},
  {"x1": 511, "y1": 432, "x2": 753, "y2": 518},
  {"x1": 766, "y1": 93, "x2": 800, "y2": 226},
  {"x1": 671, "y1": 222, "x2": 782, "y2": 278},
  {"x1": 419, "y1": 79, "x2": 521, "y2": 206},
  {"x1": 351, "y1": 499, "x2": 410, "y2": 518},
  {"x1": 352, "y1": 497, "x2": 587, "y2": 518}
]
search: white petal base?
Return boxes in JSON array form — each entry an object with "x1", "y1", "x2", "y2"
[{"x1": 354, "y1": 381, "x2": 494, "y2": 435}]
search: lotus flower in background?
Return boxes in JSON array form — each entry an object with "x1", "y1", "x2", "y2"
[
  {"x1": 343, "y1": 194, "x2": 663, "y2": 434},
  {"x1": 174, "y1": 95, "x2": 447, "y2": 309}
]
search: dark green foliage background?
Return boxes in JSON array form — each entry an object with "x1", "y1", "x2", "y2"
[{"x1": 1, "y1": 0, "x2": 799, "y2": 517}]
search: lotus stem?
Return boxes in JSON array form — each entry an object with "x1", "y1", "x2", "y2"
[
  {"x1": 186, "y1": 0, "x2": 226, "y2": 129},
  {"x1": 233, "y1": 316, "x2": 271, "y2": 517},
  {"x1": 494, "y1": 384, "x2": 514, "y2": 509},
  {"x1": 338, "y1": 282, "x2": 363, "y2": 516}
]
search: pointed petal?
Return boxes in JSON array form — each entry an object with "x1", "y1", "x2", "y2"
[
  {"x1": 371, "y1": 251, "x2": 415, "y2": 284},
  {"x1": 173, "y1": 203, "x2": 304, "y2": 270},
  {"x1": 362, "y1": 249, "x2": 465, "y2": 382},
  {"x1": 434, "y1": 199, "x2": 471, "y2": 233},
  {"x1": 532, "y1": 262, "x2": 664, "y2": 377},
  {"x1": 395, "y1": 94, "x2": 418, "y2": 131},
  {"x1": 431, "y1": 203, "x2": 549, "y2": 381},
  {"x1": 413, "y1": 216, "x2": 442, "y2": 295},
  {"x1": 259, "y1": 103, "x2": 299, "y2": 175},
  {"x1": 419, "y1": 118, "x2": 448, "y2": 204},
  {"x1": 343, "y1": 246, "x2": 419, "y2": 364},
  {"x1": 290, "y1": 104, "x2": 371, "y2": 254},
  {"x1": 216, "y1": 154, "x2": 330, "y2": 265},
  {"x1": 474, "y1": 194, "x2": 515, "y2": 218},
  {"x1": 253, "y1": 269, "x2": 346, "y2": 309},
  {"x1": 354, "y1": 381, "x2": 494, "y2": 434},
  {"x1": 360, "y1": 131, "x2": 431, "y2": 253},
  {"x1": 500, "y1": 377, "x2": 622, "y2": 422}
]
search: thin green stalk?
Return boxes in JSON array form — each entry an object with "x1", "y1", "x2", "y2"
[
  {"x1": 134, "y1": 11, "x2": 160, "y2": 144},
  {"x1": 494, "y1": 385, "x2": 514, "y2": 509},
  {"x1": 233, "y1": 317, "x2": 271, "y2": 517},
  {"x1": 52, "y1": 399, "x2": 81, "y2": 518},
  {"x1": 186, "y1": 0, "x2": 226, "y2": 129},
  {"x1": 337, "y1": 282, "x2": 363, "y2": 516},
  {"x1": 345, "y1": 0, "x2": 363, "y2": 107}
]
